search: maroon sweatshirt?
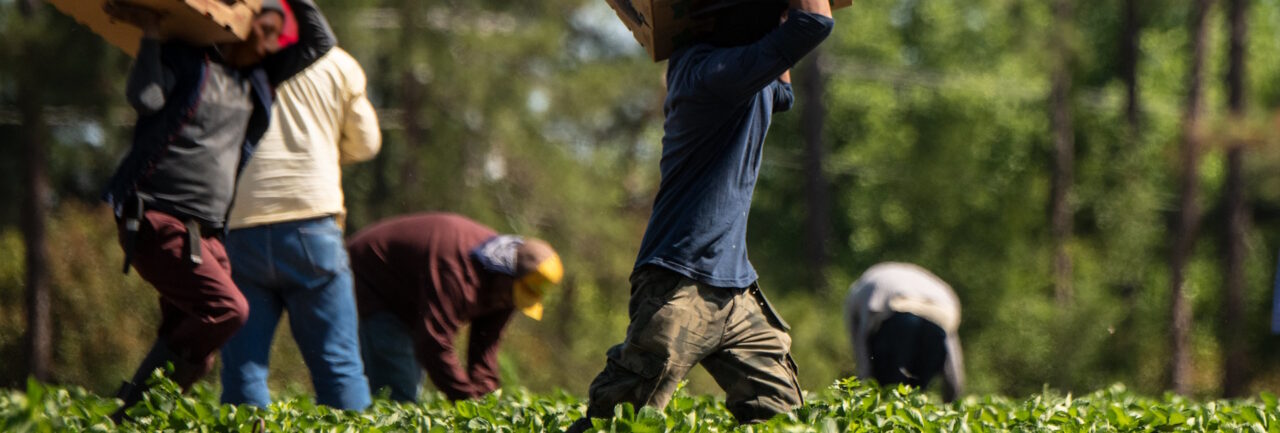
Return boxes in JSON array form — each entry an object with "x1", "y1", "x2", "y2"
[{"x1": 348, "y1": 213, "x2": 515, "y2": 400}]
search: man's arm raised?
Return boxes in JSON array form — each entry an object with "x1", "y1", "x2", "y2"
[{"x1": 699, "y1": 1, "x2": 834, "y2": 102}]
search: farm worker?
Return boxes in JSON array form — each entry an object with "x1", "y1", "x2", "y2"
[
  {"x1": 217, "y1": 3, "x2": 381, "y2": 410},
  {"x1": 845, "y1": 262, "x2": 964, "y2": 402},
  {"x1": 346, "y1": 213, "x2": 563, "y2": 402},
  {"x1": 100, "y1": 0, "x2": 335, "y2": 420},
  {"x1": 567, "y1": 0, "x2": 833, "y2": 429}
]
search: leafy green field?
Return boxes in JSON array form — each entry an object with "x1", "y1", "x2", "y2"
[{"x1": 2, "y1": 376, "x2": 1277, "y2": 432}]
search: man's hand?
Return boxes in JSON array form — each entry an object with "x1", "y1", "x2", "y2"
[
  {"x1": 103, "y1": 1, "x2": 164, "y2": 38},
  {"x1": 790, "y1": 0, "x2": 833, "y2": 18}
]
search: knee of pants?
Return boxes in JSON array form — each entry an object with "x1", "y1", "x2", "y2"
[
  {"x1": 229, "y1": 292, "x2": 251, "y2": 325},
  {"x1": 721, "y1": 355, "x2": 803, "y2": 424},
  {"x1": 309, "y1": 360, "x2": 371, "y2": 399},
  {"x1": 727, "y1": 398, "x2": 791, "y2": 425},
  {"x1": 210, "y1": 294, "x2": 251, "y2": 339},
  {"x1": 298, "y1": 327, "x2": 366, "y2": 376},
  {"x1": 586, "y1": 344, "x2": 676, "y2": 418}
]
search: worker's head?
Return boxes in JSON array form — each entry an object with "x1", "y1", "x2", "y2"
[
  {"x1": 697, "y1": 0, "x2": 788, "y2": 48},
  {"x1": 221, "y1": 0, "x2": 286, "y2": 67},
  {"x1": 512, "y1": 239, "x2": 563, "y2": 321}
]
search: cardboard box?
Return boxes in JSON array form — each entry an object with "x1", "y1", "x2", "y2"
[
  {"x1": 46, "y1": 0, "x2": 263, "y2": 57},
  {"x1": 606, "y1": 0, "x2": 852, "y2": 62}
]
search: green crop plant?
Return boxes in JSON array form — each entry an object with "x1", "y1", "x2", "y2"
[{"x1": 2, "y1": 376, "x2": 1277, "y2": 432}]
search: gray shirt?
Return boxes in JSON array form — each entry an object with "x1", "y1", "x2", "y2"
[
  {"x1": 138, "y1": 60, "x2": 253, "y2": 227},
  {"x1": 845, "y1": 262, "x2": 965, "y2": 401}
]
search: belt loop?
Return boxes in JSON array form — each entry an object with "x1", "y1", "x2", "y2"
[{"x1": 183, "y1": 219, "x2": 203, "y2": 265}]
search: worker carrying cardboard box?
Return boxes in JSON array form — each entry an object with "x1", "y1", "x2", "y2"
[
  {"x1": 99, "y1": 0, "x2": 335, "y2": 423},
  {"x1": 567, "y1": 0, "x2": 834, "y2": 431},
  {"x1": 46, "y1": 0, "x2": 264, "y2": 57}
]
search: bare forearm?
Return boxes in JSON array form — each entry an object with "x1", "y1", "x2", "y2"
[{"x1": 790, "y1": 0, "x2": 833, "y2": 18}]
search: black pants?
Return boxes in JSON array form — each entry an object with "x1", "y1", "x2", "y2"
[{"x1": 867, "y1": 312, "x2": 947, "y2": 389}]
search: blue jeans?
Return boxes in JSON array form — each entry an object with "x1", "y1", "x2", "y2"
[
  {"x1": 219, "y1": 216, "x2": 371, "y2": 410},
  {"x1": 360, "y1": 312, "x2": 423, "y2": 402}
]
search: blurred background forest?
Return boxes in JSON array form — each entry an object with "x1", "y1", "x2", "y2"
[{"x1": 2, "y1": 0, "x2": 1280, "y2": 403}]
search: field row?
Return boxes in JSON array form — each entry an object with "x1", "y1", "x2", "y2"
[{"x1": 2, "y1": 377, "x2": 1277, "y2": 432}]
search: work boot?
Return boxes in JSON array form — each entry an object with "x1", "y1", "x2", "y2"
[
  {"x1": 110, "y1": 339, "x2": 179, "y2": 423},
  {"x1": 565, "y1": 417, "x2": 595, "y2": 433},
  {"x1": 109, "y1": 381, "x2": 142, "y2": 424}
]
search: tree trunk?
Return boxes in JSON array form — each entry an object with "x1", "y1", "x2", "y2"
[
  {"x1": 1107, "y1": 0, "x2": 1143, "y2": 377},
  {"x1": 1220, "y1": 0, "x2": 1248, "y2": 398},
  {"x1": 1049, "y1": 0, "x2": 1074, "y2": 306},
  {"x1": 396, "y1": 0, "x2": 425, "y2": 209},
  {"x1": 1169, "y1": 0, "x2": 1215, "y2": 396},
  {"x1": 800, "y1": 50, "x2": 831, "y2": 292},
  {"x1": 18, "y1": 0, "x2": 38, "y2": 15},
  {"x1": 1121, "y1": 0, "x2": 1141, "y2": 133},
  {"x1": 18, "y1": 50, "x2": 53, "y2": 383}
]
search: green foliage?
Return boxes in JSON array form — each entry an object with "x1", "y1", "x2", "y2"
[
  {"x1": 4, "y1": 0, "x2": 1280, "y2": 407},
  {"x1": 4, "y1": 378, "x2": 1280, "y2": 432},
  {"x1": 0, "y1": 204, "x2": 157, "y2": 392}
]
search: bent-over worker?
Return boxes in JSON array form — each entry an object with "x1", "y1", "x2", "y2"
[
  {"x1": 845, "y1": 262, "x2": 964, "y2": 402},
  {"x1": 347, "y1": 213, "x2": 563, "y2": 402}
]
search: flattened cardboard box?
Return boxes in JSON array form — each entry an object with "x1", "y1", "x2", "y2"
[
  {"x1": 46, "y1": 0, "x2": 263, "y2": 57},
  {"x1": 606, "y1": 0, "x2": 852, "y2": 61}
]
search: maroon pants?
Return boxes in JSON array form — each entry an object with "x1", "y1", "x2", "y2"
[{"x1": 120, "y1": 210, "x2": 249, "y2": 384}]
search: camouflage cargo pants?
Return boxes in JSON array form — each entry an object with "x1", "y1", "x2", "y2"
[{"x1": 581, "y1": 266, "x2": 803, "y2": 424}]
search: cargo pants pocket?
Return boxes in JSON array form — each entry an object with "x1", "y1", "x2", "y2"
[{"x1": 785, "y1": 353, "x2": 804, "y2": 406}]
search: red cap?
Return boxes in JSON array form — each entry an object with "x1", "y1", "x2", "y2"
[{"x1": 277, "y1": 0, "x2": 299, "y2": 49}]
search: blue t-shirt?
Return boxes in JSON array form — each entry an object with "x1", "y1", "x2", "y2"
[{"x1": 634, "y1": 10, "x2": 835, "y2": 288}]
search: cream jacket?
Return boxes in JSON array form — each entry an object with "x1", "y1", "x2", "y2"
[{"x1": 229, "y1": 47, "x2": 380, "y2": 229}]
